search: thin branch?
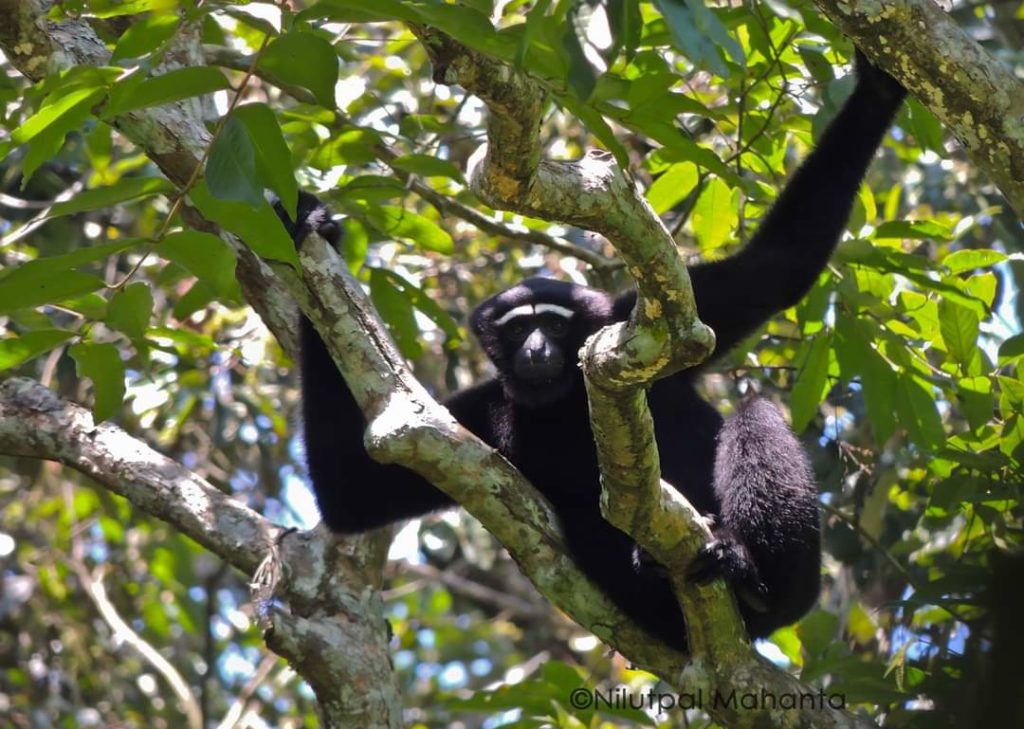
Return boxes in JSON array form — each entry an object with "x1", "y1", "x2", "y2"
[
  {"x1": 1, "y1": 181, "x2": 85, "y2": 247},
  {"x1": 391, "y1": 562, "x2": 552, "y2": 620},
  {"x1": 76, "y1": 563, "x2": 204, "y2": 729},
  {"x1": 215, "y1": 653, "x2": 278, "y2": 729}
]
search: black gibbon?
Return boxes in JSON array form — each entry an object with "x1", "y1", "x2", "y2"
[{"x1": 278, "y1": 52, "x2": 906, "y2": 649}]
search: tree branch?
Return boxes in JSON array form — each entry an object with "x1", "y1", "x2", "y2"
[
  {"x1": 73, "y1": 563, "x2": 204, "y2": 729},
  {"x1": 0, "y1": 378, "x2": 280, "y2": 573},
  {"x1": 812, "y1": 0, "x2": 1024, "y2": 217}
]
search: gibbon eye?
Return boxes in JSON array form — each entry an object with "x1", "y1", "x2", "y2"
[
  {"x1": 544, "y1": 317, "x2": 568, "y2": 337},
  {"x1": 504, "y1": 320, "x2": 529, "y2": 340}
]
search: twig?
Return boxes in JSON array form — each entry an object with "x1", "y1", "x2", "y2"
[
  {"x1": 65, "y1": 486, "x2": 201, "y2": 729},
  {"x1": 215, "y1": 653, "x2": 278, "y2": 729}
]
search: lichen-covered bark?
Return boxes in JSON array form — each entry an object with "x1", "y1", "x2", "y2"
[{"x1": 813, "y1": 0, "x2": 1024, "y2": 217}]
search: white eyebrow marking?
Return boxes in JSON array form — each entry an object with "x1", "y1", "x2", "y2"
[
  {"x1": 534, "y1": 303, "x2": 574, "y2": 319},
  {"x1": 493, "y1": 304, "x2": 535, "y2": 326}
]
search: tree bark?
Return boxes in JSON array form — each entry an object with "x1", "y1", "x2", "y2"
[{"x1": 813, "y1": 0, "x2": 1024, "y2": 218}]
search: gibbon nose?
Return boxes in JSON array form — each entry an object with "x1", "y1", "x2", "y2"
[{"x1": 515, "y1": 330, "x2": 564, "y2": 381}]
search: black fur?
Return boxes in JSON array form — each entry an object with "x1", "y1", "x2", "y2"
[{"x1": 282, "y1": 54, "x2": 905, "y2": 650}]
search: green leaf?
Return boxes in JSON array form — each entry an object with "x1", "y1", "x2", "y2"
[
  {"x1": 652, "y1": 0, "x2": 742, "y2": 77},
  {"x1": 606, "y1": 0, "x2": 642, "y2": 61},
  {"x1": 373, "y1": 269, "x2": 462, "y2": 344},
  {"x1": 336, "y1": 175, "x2": 405, "y2": 203},
  {"x1": 299, "y1": 0, "x2": 420, "y2": 23},
  {"x1": 233, "y1": 103, "x2": 298, "y2": 217},
  {"x1": 0, "y1": 330, "x2": 75, "y2": 372},
  {"x1": 651, "y1": 136, "x2": 733, "y2": 179},
  {"x1": 361, "y1": 205, "x2": 454, "y2": 254},
  {"x1": 956, "y1": 376, "x2": 993, "y2": 431},
  {"x1": 259, "y1": 32, "x2": 339, "y2": 108},
  {"x1": 310, "y1": 128, "x2": 382, "y2": 168},
  {"x1": 942, "y1": 249, "x2": 1006, "y2": 274},
  {"x1": 682, "y1": 0, "x2": 745, "y2": 66},
  {"x1": 0, "y1": 258, "x2": 105, "y2": 315},
  {"x1": 369, "y1": 269, "x2": 423, "y2": 359},
  {"x1": 905, "y1": 98, "x2": 945, "y2": 153},
  {"x1": 0, "y1": 241, "x2": 137, "y2": 287},
  {"x1": 561, "y1": 11, "x2": 597, "y2": 100},
  {"x1": 790, "y1": 334, "x2": 832, "y2": 433},
  {"x1": 938, "y1": 298, "x2": 979, "y2": 370},
  {"x1": 24, "y1": 122, "x2": 96, "y2": 184},
  {"x1": 646, "y1": 162, "x2": 699, "y2": 215},
  {"x1": 11, "y1": 86, "x2": 106, "y2": 147},
  {"x1": 857, "y1": 183, "x2": 877, "y2": 223},
  {"x1": 894, "y1": 376, "x2": 945, "y2": 450},
  {"x1": 965, "y1": 272, "x2": 997, "y2": 308},
  {"x1": 999, "y1": 333, "x2": 1024, "y2": 362},
  {"x1": 997, "y1": 375, "x2": 1024, "y2": 414},
  {"x1": 61, "y1": 293, "x2": 109, "y2": 319},
  {"x1": 861, "y1": 352, "x2": 898, "y2": 446},
  {"x1": 159, "y1": 230, "x2": 240, "y2": 299},
  {"x1": 173, "y1": 281, "x2": 216, "y2": 320},
  {"x1": 339, "y1": 218, "x2": 369, "y2": 272},
  {"x1": 834, "y1": 316, "x2": 896, "y2": 444},
  {"x1": 798, "y1": 610, "x2": 840, "y2": 660},
  {"x1": 798, "y1": 48, "x2": 835, "y2": 86},
  {"x1": 46, "y1": 178, "x2": 175, "y2": 219},
  {"x1": 104, "y1": 67, "x2": 230, "y2": 118},
  {"x1": 561, "y1": 94, "x2": 631, "y2": 168},
  {"x1": 82, "y1": 0, "x2": 178, "y2": 18},
  {"x1": 13, "y1": 82, "x2": 107, "y2": 180},
  {"x1": 111, "y1": 13, "x2": 180, "y2": 60},
  {"x1": 1001, "y1": 414, "x2": 1024, "y2": 463},
  {"x1": 692, "y1": 177, "x2": 736, "y2": 251},
  {"x1": 189, "y1": 182, "x2": 298, "y2": 266},
  {"x1": 69, "y1": 342, "x2": 126, "y2": 422},
  {"x1": 389, "y1": 154, "x2": 464, "y2": 183},
  {"x1": 206, "y1": 115, "x2": 263, "y2": 208},
  {"x1": 874, "y1": 219, "x2": 954, "y2": 241},
  {"x1": 106, "y1": 283, "x2": 153, "y2": 340},
  {"x1": 515, "y1": 0, "x2": 553, "y2": 68}
]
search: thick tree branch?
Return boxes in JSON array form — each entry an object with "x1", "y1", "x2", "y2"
[
  {"x1": 0, "y1": 378, "x2": 280, "y2": 574},
  {"x1": 0, "y1": 377, "x2": 402, "y2": 728},
  {"x1": 812, "y1": 0, "x2": 1024, "y2": 217}
]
